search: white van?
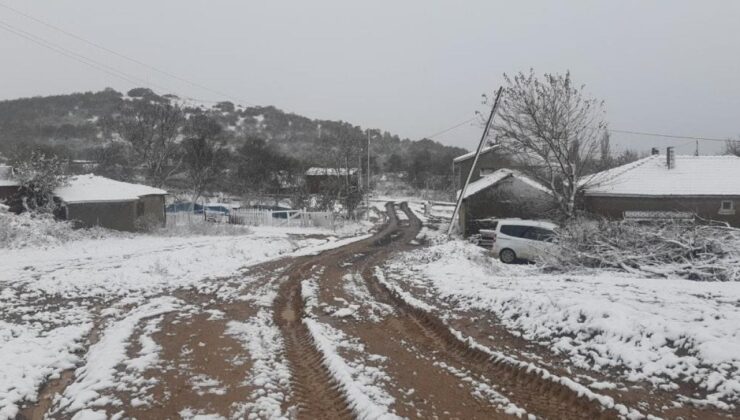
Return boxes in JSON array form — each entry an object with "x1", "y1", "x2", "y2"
[{"x1": 490, "y1": 219, "x2": 558, "y2": 263}]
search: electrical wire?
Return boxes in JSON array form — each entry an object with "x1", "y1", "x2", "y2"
[
  {"x1": 0, "y1": 2, "x2": 254, "y2": 106},
  {"x1": 611, "y1": 129, "x2": 730, "y2": 143},
  {"x1": 0, "y1": 19, "x2": 177, "y2": 94},
  {"x1": 423, "y1": 116, "x2": 478, "y2": 139}
]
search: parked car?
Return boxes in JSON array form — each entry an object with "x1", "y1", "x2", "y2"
[
  {"x1": 490, "y1": 219, "x2": 558, "y2": 263},
  {"x1": 203, "y1": 204, "x2": 231, "y2": 222},
  {"x1": 166, "y1": 202, "x2": 203, "y2": 213}
]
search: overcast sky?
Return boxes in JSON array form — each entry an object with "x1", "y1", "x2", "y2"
[{"x1": 1, "y1": 1, "x2": 738, "y2": 154}]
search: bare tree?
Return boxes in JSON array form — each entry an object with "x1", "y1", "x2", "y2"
[
  {"x1": 114, "y1": 100, "x2": 184, "y2": 187},
  {"x1": 493, "y1": 70, "x2": 607, "y2": 218},
  {"x1": 726, "y1": 138, "x2": 740, "y2": 157},
  {"x1": 182, "y1": 114, "x2": 225, "y2": 207}
]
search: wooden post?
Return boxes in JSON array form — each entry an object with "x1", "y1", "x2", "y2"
[{"x1": 447, "y1": 87, "x2": 504, "y2": 237}]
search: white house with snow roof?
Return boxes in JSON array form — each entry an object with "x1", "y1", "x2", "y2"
[{"x1": 582, "y1": 153, "x2": 740, "y2": 226}]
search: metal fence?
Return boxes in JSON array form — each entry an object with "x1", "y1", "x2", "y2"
[{"x1": 166, "y1": 209, "x2": 337, "y2": 230}]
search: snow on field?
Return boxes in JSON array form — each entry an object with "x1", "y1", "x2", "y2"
[
  {"x1": 384, "y1": 240, "x2": 740, "y2": 408},
  {"x1": 0, "y1": 225, "x2": 372, "y2": 418}
]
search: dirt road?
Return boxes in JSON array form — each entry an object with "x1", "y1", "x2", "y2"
[{"x1": 20, "y1": 202, "x2": 626, "y2": 419}]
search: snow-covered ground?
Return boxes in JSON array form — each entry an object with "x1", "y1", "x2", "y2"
[
  {"x1": 384, "y1": 240, "x2": 740, "y2": 409},
  {"x1": 0, "y1": 225, "x2": 371, "y2": 419}
]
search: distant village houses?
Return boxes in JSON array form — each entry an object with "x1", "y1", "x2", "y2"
[{"x1": 305, "y1": 167, "x2": 359, "y2": 194}]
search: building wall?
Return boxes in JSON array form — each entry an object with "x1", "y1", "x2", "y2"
[
  {"x1": 584, "y1": 195, "x2": 740, "y2": 227},
  {"x1": 65, "y1": 195, "x2": 166, "y2": 231},
  {"x1": 459, "y1": 177, "x2": 555, "y2": 236},
  {"x1": 453, "y1": 152, "x2": 509, "y2": 192},
  {"x1": 0, "y1": 185, "x2": 19, "y2": 203},
  {"x1": 66, "y1": 201, "x2": 137, "y2": 231}
]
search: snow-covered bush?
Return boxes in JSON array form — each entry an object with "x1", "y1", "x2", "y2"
[
  {"x1": 0, "y1": 204, "x2": 113, "y2": 248},
  {"x1": 546, "y1": 218, "x2": 740, "y2": 281}
]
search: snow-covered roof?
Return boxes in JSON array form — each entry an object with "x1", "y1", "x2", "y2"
[
  {"x1": 457, "y1": 169, "x2": 550, "y2": 199},
  {"x1": 584, "y1": 155, "x2": 740, "y2": 197},
  {"x1": 452, "y1": 145, "x2": 499, "y2": 164},
  {"x1": 54, "y1": 174, "x2": 167, "y2": 204},
  {"x1": 305, "y1": 167, "x2": 358, "y2": 176}
]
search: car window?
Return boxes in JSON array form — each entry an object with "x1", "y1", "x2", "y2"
[
  {"x1": 499, "y1": 225, "x2": 529, "y2": 238},
  {"x1": 522, "y1": 227, "x2": 555, "y2": 242}
]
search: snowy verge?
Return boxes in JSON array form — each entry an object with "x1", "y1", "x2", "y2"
[{"x1": 384, "y1": 240, "x2": 740, "y2": 408}]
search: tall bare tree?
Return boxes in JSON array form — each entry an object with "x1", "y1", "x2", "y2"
[
  {"x1": 114, "y1": 100, "x2": 184, "y2": 187},
  {"x1": 182, "y1": 114, "x2": 225, "y2": 207},
  {"x1": 493, "y1": 70, "x2": 607, "y2": 218}
]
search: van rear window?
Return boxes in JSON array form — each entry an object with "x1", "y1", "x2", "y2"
[{"x1": 499, "y1": 225, "x2": 529, "y2": 238}]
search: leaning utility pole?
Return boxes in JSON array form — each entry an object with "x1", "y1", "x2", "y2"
[{"x1": 447, "y1": 87, "x2": 504, "y2": 237}]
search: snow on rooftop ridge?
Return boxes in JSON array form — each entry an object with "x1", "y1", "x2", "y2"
[
  {"x1": 452, "y1": 145, "x2": 499, "y2": 163},
  {"x1": 456, "y1": 169, "x2": 550, "y2": 199},
  {"x1": 305, "y1": 167, "x2": 359, "y2": 176},
  {"x1": 584, "y1": 155, "x2": 740, "y2": 197},
  {"x1": 54, "y1": 174, "x2": 167, "y2": 204}
]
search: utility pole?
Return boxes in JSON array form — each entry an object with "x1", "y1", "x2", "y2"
[
  {"x1": 366, "y1": 130, "x2": 371, "y2": 215},
  {"x1": 695, "y1": 139, "x2": 699, "y2": 156},
  {"x1": 447, "y1": 86, "x2": 504, "y2": 237}
]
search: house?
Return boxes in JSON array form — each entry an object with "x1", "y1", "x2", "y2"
[
  {"x1": 54, "y1": 175, "x2": 167, "y2": 231},
  {"x1": 305, "y1": 167, "x2": 359, "y2": 194},
  {"x1": 452, "y1": 145, "x2": 519, "y2": 192},
  {"x1": 457, "y1": 169, "x2": 554, "y2": 236},
  {"x1": 583, "y1": 152, "x2": 740, "y2": 227},
  {"x1": 0, "y1": 165, "x2": 19, "y2": 202}
]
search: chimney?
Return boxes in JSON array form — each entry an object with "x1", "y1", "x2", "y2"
[
  {"x1": 666, "y1": 147, "x2": 675, "y2": 169},
  {"x1": 651, "y1": 147, "x2": 659, "y2": 156}
]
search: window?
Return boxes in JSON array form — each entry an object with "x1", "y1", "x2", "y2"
[
  {"x1": 523, "y1": 227, "x2": 556, "y2": 242},
  {"x1": 136, "y1": 201, "x2": 145, "y2": 217},
  {"x1": 719, "y1": 200, "x2": 735, "y2": 215},
  {"x1": 499, "y1": 225, "x2": 530, "y2": 238}
]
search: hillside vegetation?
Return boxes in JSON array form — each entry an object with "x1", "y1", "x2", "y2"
[{"x1": 0, "y1": 88, "x2": 466, "y2": 194}]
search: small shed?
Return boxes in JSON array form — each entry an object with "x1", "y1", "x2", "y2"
[
  {"x1": 305, "y1": 167, "x2": 359, "y2": 194},
  {"x1": 583, "y1": 153, "x2": 740, "y2": 227},
  {"x1": 54, "y1": 175, "x2": 167, "y2": 231},
  {"x1": 457, "y1": 169, "x2": 554, "y2": 236}
]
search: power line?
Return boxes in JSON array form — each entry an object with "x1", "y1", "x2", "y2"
[
  {"x1": 0, "y1": 2, "x2": 254, "y2": 106},
  {"x1": 0, "y1": 19, "x2": 177, "y2": 94},
  {"x1": 423, "y1": 116, "x2": 478, "y2": 139},
  {"x1": 611, "y1": 128, "x2": 730, "y2": 143}
]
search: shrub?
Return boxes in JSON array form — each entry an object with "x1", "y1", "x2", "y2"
[{"x1": 0, "y1": 204, "x2": 114, "y2": 248}]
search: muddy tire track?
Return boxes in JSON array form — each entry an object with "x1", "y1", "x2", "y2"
[{"x1": 276, "y1": 201, "x2": 627, "y2": 419}]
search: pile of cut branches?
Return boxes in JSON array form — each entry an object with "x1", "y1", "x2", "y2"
[{"x1": 545, "y1": 219, "x2": 740, "y2": 281}]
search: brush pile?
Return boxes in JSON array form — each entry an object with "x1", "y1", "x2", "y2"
[{"x1": 546, "y1": 219, "x2": 740, "y2": 281}]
